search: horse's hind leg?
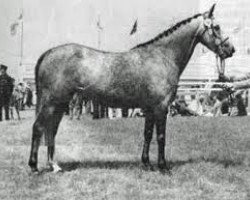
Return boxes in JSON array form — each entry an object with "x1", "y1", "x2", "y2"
[
  {"x1": 28, "y1": 107, "x2": 47, "y2": 172},
  {"x1": 28, "y1": 103, "x2": 64, "y2": 173},
  {"x1": 46, "y1": 104, "x2": 65, "y2": 172}
]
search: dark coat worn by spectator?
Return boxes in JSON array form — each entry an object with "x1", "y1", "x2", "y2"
[{"x1": 0, "y1": 64, "x2": 14, "y2": 121}]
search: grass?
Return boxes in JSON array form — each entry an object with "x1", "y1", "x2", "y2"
[{"x1": 0, "y1": 110, "x2": 250, "y2": 199}]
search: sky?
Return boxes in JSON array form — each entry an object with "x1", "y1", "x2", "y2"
[
  {"x1": 1, "y1": 0, "x2": 250, "y2": 81},
  {"x1": 0, "y1": 0, "x2": 200, "y2": 72}
]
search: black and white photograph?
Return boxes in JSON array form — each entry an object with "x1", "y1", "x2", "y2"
[{"x1": 0, "y1": 0, "x2": 250, "y2": 199}]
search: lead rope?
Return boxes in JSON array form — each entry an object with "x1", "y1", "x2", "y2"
[
  {"x1": 216, "y1": 55, "x2": 225, "y2": 77},
  {"x1": 216, "y1": 56, "x2": 235, "y2": 116}
]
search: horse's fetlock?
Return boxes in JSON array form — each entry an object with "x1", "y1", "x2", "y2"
[
  {"x1": 157, "y1": 134, "x2": 165, "y2": 143},
  {"x1": 142, "y1": 155, "x2": 150, "y2": 165},
  {"x1": 145, "y1": 134, "x2": 153, "y2": 143}
]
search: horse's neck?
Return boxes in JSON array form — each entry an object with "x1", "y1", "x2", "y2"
[{"x1": 149, "y1": 17, "x2": 202, "y2": 74}]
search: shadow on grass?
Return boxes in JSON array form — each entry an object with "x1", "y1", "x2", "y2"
[
  {"x1": 59, "y1": 160, "x2": 141, "y2": 171},
  {"x1": 169, "y1": 156, "x2": 243, "y2": 169},
  {"x1": 58, "y1": 156, "x2": 244, "y2": 172}
]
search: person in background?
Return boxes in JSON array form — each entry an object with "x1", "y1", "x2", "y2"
[
  {"x1": 212, "y1": 94, "x2": 223, "y2": 116},
  {"x1": 234, "y1": 92, "x2": 247, "y2": 116},
  {"x1": 188, "y1": 95, "x2": 197, "y2": 111},
  {"x1": 0, "y1": 64, "x2": 14, "y2": 121},
  {"x1": 203, "y1": 93, "x2": 222, "y2": 117},
  {"x1": 220, "y1": 97, "x2": 229, "y2": 115},
  {"x1": 188, "y1": 94, "x2": 204, "y2": 116},
  {"x1": 69, "y1": 92, "x2": 84, "y2": 120},
  {"x1": 173, "y1": 95, "x2": 198, "y2": 116},
  {"x1": 198, "y1": 96, "x2": 205, "y2": 115},
  {"x1": 25, "y1": 82, "x2": 33, "y2": 108},
  {"x1": 17, "y1": 83, "x2": 26, "y2": 110},
  {"x1": 9, "y1": 84, "x2": 21, "y2": 120},
  {"x1": 220, "y1": 74, "x2": 249, "y2": 116},
  {"x1": 220, "y1": 73, "x2": 250, "y2": 90}
]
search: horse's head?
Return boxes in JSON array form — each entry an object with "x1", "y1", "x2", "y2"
[{"x1": 198, "y1": 4, "x2": 235, "y2": 60}]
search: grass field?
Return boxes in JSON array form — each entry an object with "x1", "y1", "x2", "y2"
[{"x1": 1, "y1": 110, "x2": 250, "y2": 200}]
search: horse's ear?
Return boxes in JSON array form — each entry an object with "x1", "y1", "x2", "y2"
[{"x1": 208, "y1": 3, "x2": 216, "y2": 18}]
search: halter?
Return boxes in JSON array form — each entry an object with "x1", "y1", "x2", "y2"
[
  {"x1": 199, "y1": 16, "x2": 229, "y2": 76},
  {"x1": 200, "y1": 18, "x2": 229, "y2": 54}
]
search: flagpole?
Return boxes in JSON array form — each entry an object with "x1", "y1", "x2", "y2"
[
  {"x1": 19, "y1": 0, "x2": 24, "y2": 82},
  {"x1": 20, "y1": 18, "x2": 23, "y2": 67},
  {"x1": 97, "y1": 14, "x2": 102, "y2": 49}
]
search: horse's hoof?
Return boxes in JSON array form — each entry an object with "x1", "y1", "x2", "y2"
[
  {"x1": 159, "y1": 168, "x2": 172, "y2": 176},
  {"x1": 142, "y1": 163, "x2": 155, "y2": 171},
  {"x1": 141, "y1": 158, "x2": 155, "y2": 171},
  {"x1": 29, "y1": 161, "x2": 38, "y2": 173},
  {"x1": 158, "y1": 162, "x2": 172, "y2": 175},
  {"x1": 158, "y1": 161, "x2": 170, "y2": 169},
  {"x1": 30, "y1": 167, "x2": 39, "y2": 174}
]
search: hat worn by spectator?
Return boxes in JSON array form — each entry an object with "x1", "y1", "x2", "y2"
[{"x1": 0, "y1": 64, "x2": 8, "y2": 71}]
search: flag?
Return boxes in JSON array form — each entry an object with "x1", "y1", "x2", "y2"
[
  {"x1": 10, "y1": 13, "x2": 23, "y2": 36},
  {"x1": 97, "y1": 17, "x2": 103, "y2": 30},
  {"x1": 247, "y1": 48, "x2": 250, "y2": 55},
  {"x1": 233, "y1": 20, "x2": 243, "y2": 34},
  {"x1": 130, "y1": 19, "x2": 137, "y2": 35},
  {"x1": 10, "y1": 22, "x2": 19, "y2": 36},
  {"x1": 18, "y1": 13, "x2": 23, "y2": 20},
  {"x1": 233, "y1": 26, "x2": 241, "y2": 34}
]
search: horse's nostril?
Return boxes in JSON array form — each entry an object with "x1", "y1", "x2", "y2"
[{"x1": 232, "y1": 47, "x2": 236, "y2": 53}]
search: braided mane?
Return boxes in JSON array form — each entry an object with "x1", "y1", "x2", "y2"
[{"x1": 132, "y1": 13, "x2": 203, "y2": 49}]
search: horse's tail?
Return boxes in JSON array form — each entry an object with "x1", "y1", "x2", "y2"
[{"x1": 35, "y1": 50, "x2": 51, "y2": 116}]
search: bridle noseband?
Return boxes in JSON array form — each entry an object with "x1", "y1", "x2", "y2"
[
  {"x1": 200, "y1": 17, "x2": 229, "y2": 57},
  {"x1": 199, "y1": 16, "x2": 230, "y2": 76}
]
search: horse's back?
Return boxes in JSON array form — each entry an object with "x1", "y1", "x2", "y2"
[
  {"x1": 35, "y1": 43, "x2": 167, "y2": 107},
  {"x1": 35, "y1": 44, "x2": 128, "y2": 100}
]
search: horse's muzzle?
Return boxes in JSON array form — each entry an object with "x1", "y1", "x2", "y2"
[{"x1": 219, "y1": 46, "x2": 235, "y2": 59}]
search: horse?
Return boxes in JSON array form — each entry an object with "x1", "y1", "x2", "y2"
[{"x1": 28, "y1": 4, "x2": 235, "y2": 173}]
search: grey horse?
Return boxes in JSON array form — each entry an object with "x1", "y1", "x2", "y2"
[{"x1": 29, "y1": 4, "x2": 235, "y2": 173}]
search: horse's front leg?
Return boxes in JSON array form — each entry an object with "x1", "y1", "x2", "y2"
[
  {"x1": 141, "y1": 110, "x2": 155, "y2": 169},
  {"x1": 154, "y1": 105, "x2": 169, "y2": 171}
]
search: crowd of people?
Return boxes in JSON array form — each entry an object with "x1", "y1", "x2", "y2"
[
  {"x1": 67, "y1": 90, "x2": 248, "y2": 120},
  {"x1": 170, "y1": 90, "x2": 248, "y2": 117},
  {"x1": 0, "y1": 64, "x2": 33, "y2": 121}
]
